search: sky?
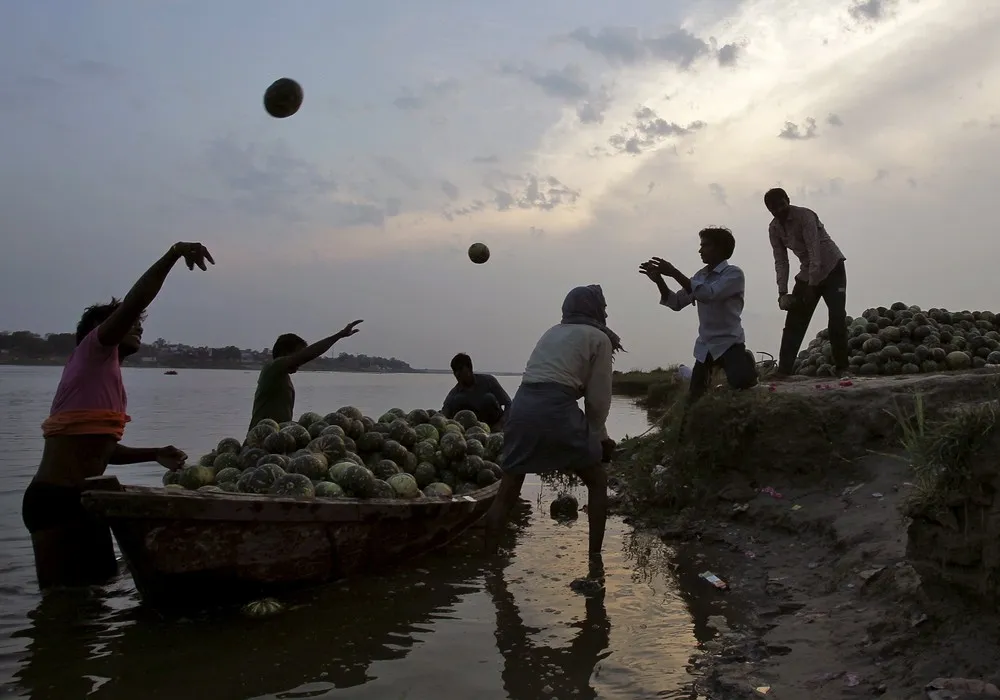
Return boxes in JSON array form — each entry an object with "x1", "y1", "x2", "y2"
[{"x1": 1, "y1": 0, "x2": 999, "y2": 372}]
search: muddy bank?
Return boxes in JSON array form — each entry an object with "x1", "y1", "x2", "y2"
[{"x1": 610, "y1": 370, "x2": 1000, "y2": 699}]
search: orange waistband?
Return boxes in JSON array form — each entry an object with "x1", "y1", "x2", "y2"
[{"x1": 42, "y1": 410, "x2": 131, "y2": 440}]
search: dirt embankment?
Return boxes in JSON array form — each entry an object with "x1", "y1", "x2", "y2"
[{"x1": 611, "y1": 370, "x2": 1000, "y2": 699}]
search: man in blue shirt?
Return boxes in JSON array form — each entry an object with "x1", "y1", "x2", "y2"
[
  {"x1": 640, "y1": 227, "x2": 757, "y2": 403},
  {"x1": 442, "y1": 353, "x2": 512, "y2": 429}
]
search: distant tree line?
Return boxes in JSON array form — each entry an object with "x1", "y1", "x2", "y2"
[{"x1": 0, "y1": 331, "x2": 416, "y2": 372}]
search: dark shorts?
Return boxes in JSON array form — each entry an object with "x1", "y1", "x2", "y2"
[{"x1": 23, "y1": 481, "x2": 118, "y2": 587}]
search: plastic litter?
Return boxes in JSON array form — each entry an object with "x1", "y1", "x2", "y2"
[
  {"x1": 760, "y1": 486, "x2": 783, "y2": 499},
  {"x1": 700, "y1": 571, "x2": 729, "y2": 590},
  {"x1": 754, "y1": 686, "x2": 771, "y2": 696}
]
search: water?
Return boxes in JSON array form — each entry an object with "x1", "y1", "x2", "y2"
[{"x1": 0, "y1": 366, "x2": 716, "y2": 699}]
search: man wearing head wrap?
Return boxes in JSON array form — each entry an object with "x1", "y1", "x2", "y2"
[{"x1": 484, "y1": 285, "x2": 621, "y2": 563}]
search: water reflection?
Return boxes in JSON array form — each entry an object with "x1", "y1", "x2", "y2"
[{"x1": 486, "y1": 563, "x2": 610, "y2": 699}]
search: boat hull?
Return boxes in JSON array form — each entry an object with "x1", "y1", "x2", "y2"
[{"x1": 80, "y1": 477, "x2": 498, "y2": 608}]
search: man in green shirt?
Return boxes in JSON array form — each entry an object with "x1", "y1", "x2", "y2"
[{"x1": 248, "y1": 320, "x2": 363, "y2": 430}]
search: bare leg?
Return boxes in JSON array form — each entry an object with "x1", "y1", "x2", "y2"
[
  {"x1": 484, "y1": 473, "x2": 526, "y2": 555},
  {"x1": 575, "y1": 465, "x2": 608, "y2": 555}
]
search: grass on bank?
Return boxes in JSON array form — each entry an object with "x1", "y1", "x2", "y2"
[{"x1": 892, "y1": 392, "x2": 1000, "y2": 519}]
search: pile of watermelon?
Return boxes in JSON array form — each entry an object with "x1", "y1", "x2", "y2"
[
  {"x1": 162, "y1": 407, "x2": 504, "y2": 501},
  {"x1": 796, "y1": 303, "x2": 1000, "y2": 377}
]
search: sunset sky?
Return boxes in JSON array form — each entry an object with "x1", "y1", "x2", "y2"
[{"x1": 1, "y1": 0, "x2": 998, "y2": 372}]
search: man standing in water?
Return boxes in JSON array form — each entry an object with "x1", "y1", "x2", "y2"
[
  {"x1": 23, "y1": 242, "x2": 213, "y2": 590},
  {"x1": 249, "y1": 322, "x2": 364, "y2": 430},
  {"x1": 441, "y1": 353, "x2": 511, "y2": 430},
  {"x1": 764, "y1": 187, "x2": 849, "y2": 378}
]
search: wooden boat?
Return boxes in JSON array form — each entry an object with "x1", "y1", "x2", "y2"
[{"x1": 80, "y1": 475, "x2": 499, "y2": 608}]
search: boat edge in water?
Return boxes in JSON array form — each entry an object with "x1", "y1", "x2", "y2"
[{"x1": 80, "y1": 475, "x2": 499, "y2": 609}]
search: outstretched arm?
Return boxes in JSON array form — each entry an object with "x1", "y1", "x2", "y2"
[
  {"x1": 98, "y1": 242, "x2": 214, "y2": 347},
  {"x1": 110, "y1": 444, "x2": 186, "y2": 469},
  {"x1": 769, "y1": 224, "x2": 790, "y2": 296},
  {"x1": 276, "y1": 320, "x2": 364, "y2": 372},
  {"x1": 640, "y1": 261, "x2": 692, "y2": 311}
]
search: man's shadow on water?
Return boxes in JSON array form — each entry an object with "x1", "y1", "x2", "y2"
[
  {"x1": 11, "y1": 499, "x2": 539, "y2": 700},
  {"x1": 485, "y1": 501, "x2": 612, "y2": 700}
]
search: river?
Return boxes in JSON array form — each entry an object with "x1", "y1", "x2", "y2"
[{"x1": 0, "y1": 366, "x2": 717, "y2": 699}]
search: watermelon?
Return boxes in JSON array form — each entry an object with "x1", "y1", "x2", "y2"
[
  {"x1": 402, "y1": 451, "x2": 418, "y2": 474},
  {"x1": 441, "y1": 432, "x2": 468, "y2": 461},
  {"x1": 320, "y1": 424, "x2": 347, "y2": 439},
  {"x1": 428, "y1": 414, "x2": 449, "y2": 433},
  {"x1": 372, "y1": 479, "x2": 395, "y2": 499},
  {"x1": 361, "y1": 416, "x2": 376, "y2": 431},
  {"x1": 423, "y1": 482, "x2": 453, "y2": 498},
  {"x1": 438, "y1": 469, "x2": 457, "y2": 487},
  {"x1": 178, "y1": 465, "x2": 215, "y2": 490},
  {"x1": 414, "y1": 424, "x2": 440, "y2": 444},
  {"x1": 269, "y1": 473, "x2": 315, "y2": 498},
  {"x1": 406, "y1": 409, "x2": 430, "y2": 425},
  {"x1": 240, "y1": 447, "x2": 268, "y2": 470},
  {"x1": 198, "y1": 452, "x2": 217, "y2": 467},
  {"x1": 237, "y1": 466, "x2": 278, "y2": 494},
  {"x1": 328, "y1": 460, "x2": 356, "y2": 485},
  {"x1": 256, "y1": 418, "x2": 281, "y2": 432},
  {"x1": 288, "y1": 453, "x2": 329, "y2": 480},
  {"x1": 245, "y1": 424, "x2": 277, "y2": 448},
  {"x1": 345, "y1": 451, "x2": 365, "y2": 466},
  {"x1": 198, "y1": 485, "x2": 223, "y2": 494},
  {"x1": 465, "y1": 427, "x2": 488, "y2": 443},
  {"x1": 477, "y1": 469, "x2": 498, "y2": 486},
  {"x1": 484, "y1": 460, "x2": 503, "y2": 478},
  {"x1": 413, "y1": 440, "x2": 437, "y2": 463},
  {"x1": 217, "y1": 481, "x2": 238, "y2": 493},
  {"x1": 382, "y1": 439, "x2": 410, "y2": 465},
  {"x1": 345, "y1": 420, "x2": 365, "y2": 441},
  {"x1": 307, "y1": 421, "x2": 330, "y2": 439},
  {"x1": 217, "y1": 438, "x2": 242, "y2": 455},
  {"x1": 264, "y1": 430, "x2": 297, "y2": 454},
  {"x1": 459, "y1": 455, "x2": 485, "y2": 481},
  {"x1": 215, "y1": 466, "x2": 242, "y2": 484},
  {"x1": 414, "y1": 462, "x2": 437, "y2": 488},
  {"x1": 297, "y1": 412, "x2": 323, "y2": 428},
  {"x1": 339, "y1": 464, "x2": 378, "y2": 498},
  {"x1": 371, "y1": 459, "x2": 401, "y2": 480},
  {"x1": 356, "y1": 431, "x2": 385, "y2": 453},
  {"x1": 363, "y1": 452, "x2": 383, "y2": 469},
  {"x1": 315, "y1": 481, "x2": 345, "y2": 499},
  {"x1": 465, "y1": 438, "x2": 485, "y2": 458},
  {"x1": 476, "y1": 422, "x2": 491, "y2": 434},
  {"x1": 453, "y1": 410, "x2": 479, "y2": 429},
  {"x1": 213, "y1": 453, "x2": 242, "y2": 472},
  {"x1": 337, "y1": 406, "x2": 363, "y2": 421},
  {"x1": 387, "y1": 473, "x2": 421, "y2": 499},
  {"x1": 443, "y1": 422, "x2": 464, "y2": 437},
  {"x1": 343, "y1": 436, "x2": 358, "y2": 454},
  {"x1": 485, "y1": 434, "x2": 504, "y2": 460},
  {"x1": 378, "y1": 411, "x2": 398, "y2": 424},
  {"x1": 257, "y1": 453, "x2": 289, "y2": 469},
  {"x1": 323, "y1": 412, "x2": 353, "y2": 431},
  {"x1": 370, "y1": 422, "x2": 392, "y2": 435},
  {"x1": 164, "y1": 483, "x2": 185, "y2": 491},
  {"x1": 162, "y1": 470, "x2": 180, "y2": 486},
  {"x1": 946, "y1": 351, "x2": 973, "y2": 370},
  {"x1": 455, "y1": 482, "x2": 479, "y2": 496},
  {"x1": 308, "y1": 435, "x2": 347, "y2": 463},
  {"x1": 282, "y1": 424, "x2": 312, "y2": 449}
]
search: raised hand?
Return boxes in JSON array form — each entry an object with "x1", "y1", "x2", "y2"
[
  {"x1": 171, "y1": 242, "x2": 215, "y2": 271},
  {"x1": 337, "y1": 320, "x2": 364, "y2": 339}
]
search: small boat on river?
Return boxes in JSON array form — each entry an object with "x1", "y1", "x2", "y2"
[{"x1": 80, "y1": 475, "x2": 499, "y2": 609}]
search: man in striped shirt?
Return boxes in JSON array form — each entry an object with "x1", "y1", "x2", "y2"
[{"x1": 765, "y1": 188, "x2": 849, "y2": 377}]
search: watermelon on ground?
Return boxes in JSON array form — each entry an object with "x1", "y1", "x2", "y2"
[
  {"x1": 282, "y1": 424, "x2": 312, "y2": 449},
  {"x1": 237, "y1": 466, "x2": 278, "y2": 494},
  {"x1": 315, "y1": 481, "x2": 345, "y2": 499},
  {"x1": 215, "y1": 467, "x2": 242, "y2": 484},
  {"x1": 414, "y1": 424, "x2": 440, "y2": 444},
  {"x1": 382, "y1": 439, "x2": 409, "y2": 465},
  {"x1": 372, "y1": 479, "x2": 395, "y2": 499},
  {"x1": 423, "y1": 483, "x2": 453, "y2": 498},
  {"x1": 371, "y1": 459, "x2": 400, "y2": 480},
  {"x1": 264, "y1": 430, "x2": 297, "y2": 454},
  {"x1": 178, "y1": 465, "x2": 215, "y2": 490},
  {"x1": 441, "y1": 433, "x2": 467, "y2": 461},
  {"x1": 217, "y1": 438, "x2": 242, "y2": 455},
  {"x1": 240, "y1": 447, "x2": 268, "y2": 470},
  {"x1": 297, "y1": 412, "x2": 323, "y2": 428},
  {"x1": 213, "y1": 453, "x2": 242, "y2": 472},
  {"x1": 288, "y1": 453, "x2": 329, "y2": 480},
  {"x1": 453, "y1": 410, "x2": 479, "y2": 429},
  {"x1": 339, "y1": 464, "x2": 378, "y2": 498}
]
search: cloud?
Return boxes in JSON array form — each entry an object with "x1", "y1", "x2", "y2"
[
  {"x1": 501, "y1": 63, "x2": 590, "y2": 101},
  {"x1": 392, "y1": 78, "x2": 460, "y2": 110},
  {"x1": 577, "y1": 85, "x2": 614, "y2": 124},
  {"x1": 472, "y1": 155, "x2": 499, "y2": 164},
  {"x1": 708, "y1": 183, "x2": 728, "y2": 206},
  {"x1": 826, "y1": 113, "x2": 844, "y2": 126},
  {"x1": 608, "y1": 106, "x2": 706, "y2": 154},
  {"x1": 849, "y1": 0, "x2": 898, "y2": 22},
  {"x1": 567, "y1": 26, "x2": 735, "y2": 69},
  {"x1": 777, "y1": 118, "x2": 819, "y2": 140},
  {"x1": 440, "y1": 179, "x2": 460, "y2": 201},
  {"x1": 443, "y1": 171, "x2": 581, "y2": 219}
]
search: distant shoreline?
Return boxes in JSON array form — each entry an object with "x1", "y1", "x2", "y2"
[{"x1": 0, "y1": 358, "x2": 524, "y2": 376}]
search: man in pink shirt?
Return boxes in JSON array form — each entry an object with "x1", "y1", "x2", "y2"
[
  {"x1": 765, "y1": 188, "x2": 849, "y2": 378},
  {"x1": 23, "y1": 242, "x2": 213, "y2": 590}
]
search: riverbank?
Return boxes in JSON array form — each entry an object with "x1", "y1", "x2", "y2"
[{"x1": 609, "y1": 371, "x2": 1000, "y2": 698}]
